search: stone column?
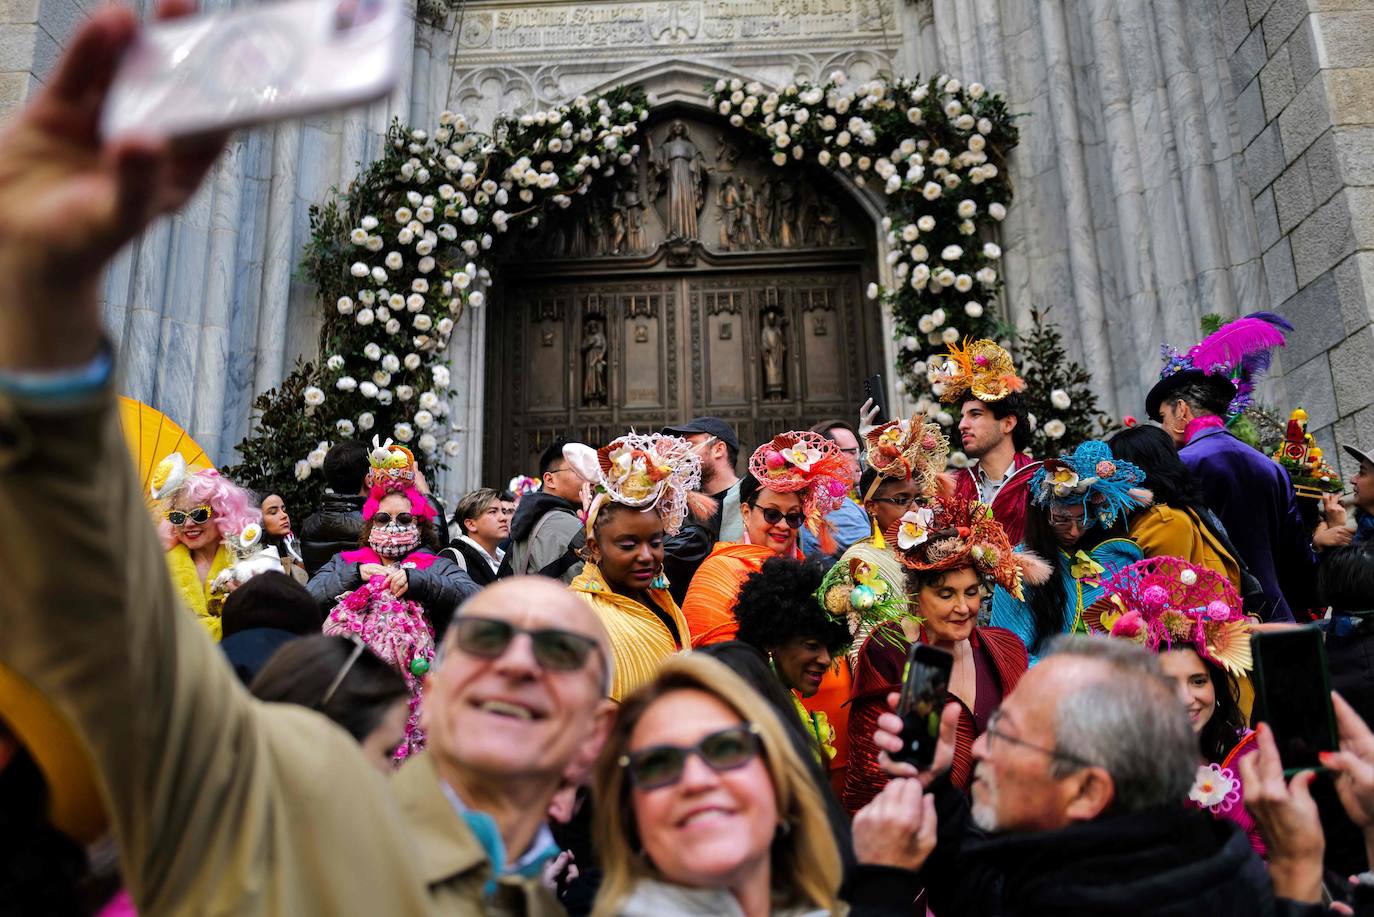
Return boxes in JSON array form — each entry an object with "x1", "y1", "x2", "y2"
[{"x1": 1222, "y1": 0, "x2": 1374, "y2": 472}]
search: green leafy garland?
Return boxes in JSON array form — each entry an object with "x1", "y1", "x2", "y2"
[
  {"x1": 707, "y1": 72, "x2": 1019, "y2": 437},
  {"x1": 225, "y1": 88, "x2": 650, "y2": 510}
]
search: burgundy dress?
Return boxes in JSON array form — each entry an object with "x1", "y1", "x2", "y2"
[{"x1": 842, "y1": 621, "x2": 1028, "y2": 814}]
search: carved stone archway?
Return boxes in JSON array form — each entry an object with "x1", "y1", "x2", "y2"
[{"x1": 482, "y1": 99, "x2": 895, "y2": 480}]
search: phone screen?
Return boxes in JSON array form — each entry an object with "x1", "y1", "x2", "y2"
[
  {"x1": 894, "y1": 644, "x2": 953, "y2": 767},
  {"x1": 1253, "y1": 626, "x2": 1336, "y2": 771}
]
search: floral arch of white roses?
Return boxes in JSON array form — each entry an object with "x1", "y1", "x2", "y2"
[{"x1": 226, "y1": 72, "x2": 1020, "y2": 509}]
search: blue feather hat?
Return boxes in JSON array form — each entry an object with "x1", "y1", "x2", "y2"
[{"x1": 1030, "y1": 440, "x2": 1153, "y2": 530}]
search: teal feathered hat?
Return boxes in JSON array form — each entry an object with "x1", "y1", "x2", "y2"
[{"x1": 1030, "y1": 440, "x2": 1153, "y2": 530}]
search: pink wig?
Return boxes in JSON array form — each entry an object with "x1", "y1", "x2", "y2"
[
  {"x1": 157, "y1": 470, "x2": 261, "y2": 550},
  {"x1": 362, "y1": 483, "x2": 436, "y2": 522}
]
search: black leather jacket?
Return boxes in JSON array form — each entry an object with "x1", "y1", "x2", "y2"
[{"x1": 299, "y1": 492, "x2": 366, "y2": 576}]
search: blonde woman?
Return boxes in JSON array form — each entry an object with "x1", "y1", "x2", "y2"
[{"x1": 591, "y1": 654, "x2": 932, "y2": 916}]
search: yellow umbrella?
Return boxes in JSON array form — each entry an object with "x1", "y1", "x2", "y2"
[{"x1": 118, "y1": 396, "x2": 212, "y2": 500}]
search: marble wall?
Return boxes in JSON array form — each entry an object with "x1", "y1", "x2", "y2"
[{"x1": 5, "y1": 0, "x2": 1372, "y2": 503}]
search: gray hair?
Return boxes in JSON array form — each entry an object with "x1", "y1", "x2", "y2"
[
  {"x1": 1041, "y1": 635, "x2": 1196, "y2": 814},
  {"x1": 1167, "y1": 381, "x2": 1229, "y2": 419},
  {"x1": 432, "y1": 596, "x2": 616, "y2": 698}
]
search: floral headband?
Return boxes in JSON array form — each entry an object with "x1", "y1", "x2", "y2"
[
  {"x1": 863, "y1": 414, "x2": 949, "y2": 501},
  {"x1": 893, "y1": 496, "x2": 1049, "y2": 601},
  {"x1": 1029, "y1": 440, "x2": 1151, "y2": 530},
  {"x1": 1083, "y1": 557, "x2": 1252, "y2": 676},
  {"x1": 562, "y1": 433, "x2": 703, "y2": 536},
  {"x1": 362, "y1": 436, "x2": 435, "y2": 522},
  {"x1": 934, "y1": 338, "x2": 1025, "y2": 404},
  {"x1": 747, "y1": 431, "x2": 851, "y2": 518}
]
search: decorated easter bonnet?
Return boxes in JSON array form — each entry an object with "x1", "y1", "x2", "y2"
[
  {"x1": 934, "y1": 338, "x2": 1025, "y2": 404},
  {"x1": 1083, "y1": 556, "x2": 1252, "y2": 677},
  {"x1": 863, "y1": 414, "x2": 950, "y2": 502},
  {"x1": 817, "y1": 540, "x2": 911, "y2": 638},
  {"x1": 1146, "y1": 312, "x2": 1292, "y2": 420},
  {"x1": 363, "y1": 436, "x2": 435, "y2": 521},
  {"x1": 893, "y1": 495, "x2": 1049, "y2": 601},
  {"x1": 562, "y1": 432, "x2": 703, "y2": 536},
  {"x1": 747, "y1": 431, "x2": 852, "y2": 518},
  {"x1": 1030, "y1": 440, "x2": 1152, "y2": 530}
]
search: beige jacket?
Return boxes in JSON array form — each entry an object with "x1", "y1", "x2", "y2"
[{"x1": 0, "y1": 384, "x2": 563, "y2": 917}]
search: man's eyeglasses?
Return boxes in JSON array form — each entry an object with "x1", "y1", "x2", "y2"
[
  {"x1": 870, "y1": 494, "x2": 920, "y2": 508},
  {"x1": 1047, "y1": 511, "x2": 1087, "y2": 531},
  {"x1": 372, "y1": 511, "x2": 415, "y2": 526},
  {"x1": 619, "y1": 724, "x2": 762, "y2": 790},
  {"x1": 453, "y1": 616, "x2": 603, "y2": 679},
  {"x1": 752, "y1": 505, "x2": 805, "y2": 529},
  {"x1": 165, "y1": 506, "x2": 213, "y2": 527},
  {"x1": 984, "y1": 709, "x2": 1095, "y2": 768}
]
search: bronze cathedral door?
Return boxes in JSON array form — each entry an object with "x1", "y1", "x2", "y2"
[{"x1": 484, "y1": 113, "x2": 883, "y2": 481}]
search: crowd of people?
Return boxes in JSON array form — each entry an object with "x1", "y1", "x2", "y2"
[{"x1": 8, "y1": 6, "x2": 1374, "y2": 917}]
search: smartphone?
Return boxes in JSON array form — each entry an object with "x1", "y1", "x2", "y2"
[
  {"x1": 102, "y1": 0, "x2": 402, "y2": 141},
  {"x1": 1251, "y1": 626, "x2": 1337, "y2": 774},
  {"x1": 893, "y1": 643, "x2": 953, "y2": 767},
  {"x1": 863, "y1": 373, "x2": 884, "y2": 418}
]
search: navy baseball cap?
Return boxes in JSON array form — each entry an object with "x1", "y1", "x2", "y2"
[{"x1": 661, "y1": 416, "x2": 740, "y2": 453}]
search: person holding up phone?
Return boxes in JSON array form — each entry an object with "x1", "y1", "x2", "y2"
[
  {"x1": 1083, "y1": 556, "x2": 1264, "y2": 855},
  {"x1": 839, "y1": 495, "x2": 1045, "y2": 813},
  {"x1": 870, "y1": 635, "x2": 1286, "y2": 916}
]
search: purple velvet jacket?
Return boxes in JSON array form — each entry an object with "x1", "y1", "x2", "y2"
[{"x1": 1179, "y1": 425, "x2": 1315, "y2": 622}]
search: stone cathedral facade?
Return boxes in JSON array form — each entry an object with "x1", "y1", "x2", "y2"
[{"x1": 3, "y1": 0, "x2": 1371, "y2": 496}]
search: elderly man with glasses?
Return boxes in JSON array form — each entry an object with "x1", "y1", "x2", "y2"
[
  {"x1": 869, "y1": 636, "x2": 1294, "y2": 916},
  {"x1": 0, "y1": 11, "x2": 614, "y2": 913}
]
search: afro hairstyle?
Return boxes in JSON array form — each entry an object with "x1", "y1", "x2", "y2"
[{"x1": 733, "y1": 555, "x2": 851, "y2": 655}]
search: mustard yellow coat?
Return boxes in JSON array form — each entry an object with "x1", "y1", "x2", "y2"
[
  {"x1": 1129, "y1": 505, "x2": 1241, "y2": 589},
  {"x1": 570, "y1": 563, "x2": 689, "y2": 702}
]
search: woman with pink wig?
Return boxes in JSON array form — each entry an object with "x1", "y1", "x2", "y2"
[{"x1": 151, "y1": 453, "x2": 261, "y2": 642}]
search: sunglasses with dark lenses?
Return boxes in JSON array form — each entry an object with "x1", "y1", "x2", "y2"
[
  {"x1": 371, "y1": 511, "x2": 415, "y2": 526},
  {"x1": 165, "y1": 506, "x2": 213, "y2": 527},
  {"x1": 619, "y1": 724, "x2": 763, "y2": 790},
  {"x1": 755, "y1": 506, "x2": 805, "y2": 529},
  {"x1": 453, "y1": 616, "x2": 600, "y2": 673}
]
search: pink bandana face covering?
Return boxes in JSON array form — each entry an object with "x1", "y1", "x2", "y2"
[{"x1": 369, "y1": 522, "x2": 419, "y2": 559}]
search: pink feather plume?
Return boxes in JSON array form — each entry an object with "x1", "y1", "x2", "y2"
[{"x1": 1187, "y1": 317, "x2": 1287, "y2": 374}]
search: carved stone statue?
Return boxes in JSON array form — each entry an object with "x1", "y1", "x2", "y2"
[
  {"x1": 760, "y1": 308, "x2": 787, "y2": 399},
  {"x1": 581, "y1": 318, "x2": 608, "y2": 405},
  {"x1": 612, "y1": 172, "x2": 647, "y2": 254},
  {"x1": 775, "y1": 181, "x2": 799, "y2": 248},
  {"x1": 738, "y1": 182, "x2": 759, "y2": 247},
  {"x1": 813, "y1": 196, "x2": 840, "y2": 247},
  {"x1": 651, "y1": 121, "x2": 707, "y2": 241},
  {"x1": 718, "y1": 176, "x2": 741, "y2": 249}
]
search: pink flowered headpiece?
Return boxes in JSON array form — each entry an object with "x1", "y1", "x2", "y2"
[
  {"x1": 362, "y1": 436, "x2": 436, "y2": 522},
  {"x1": 747, "y1": 431, "x2": 851, "y2": 518}
]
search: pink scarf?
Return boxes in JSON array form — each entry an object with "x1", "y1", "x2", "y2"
[{"x1": 1183, "y1": 415, "x2": 1226, "y2": 444}]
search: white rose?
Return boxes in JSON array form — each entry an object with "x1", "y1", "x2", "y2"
[
  {"x1": 376, "y1": 389, "x2": 394, "y2": 406},
  {"x1": 393, "y1": 423, "x2": 415, "y2": 443},
  {"x1": 357, "y1": 412, "x2": 375, "y2": 431},
  {"x1": 444, "y1": 440, "x2": 462, "y2": 457},
  {"x1": 911, "y1": 244, "x2": 929, "y2": 262},
  {"x1": 917, "y1": 215, "x2": 936, "y2": 233},
  {"x1": 396, "y1": 385, "x2": 415, "y2": 401},
  {"x1": 866, "y1": 282, "x2": 880, "y2": 300},
  {"x1": 983, "y1": 242, "x2": 1002, "y2": 259},
  {"x1": 336, "y1": 296, "x2": 354, "y2": 315},
  {"x1": 917, "y1": 315, "x2": 936, "y2": 333},
  {"x1": 469, "y1": 291, "x2": 485, "y2": 307},
  {"x1": 965, "y1": 301, "x2": 985, "y2": 318},
  {"x1": 419, "y1": 391, "x2": 440, "y2": 410},
  {"x1": 935, "y1": 268, "x2": 956, "y2": 287},
  {"x1": 336, "y1": 418, "x2": 355, "y2": 437},
  {"x1": 385, "y1": 318, "x2": 401, "y2": 335},
  {"x1": 294, "y1": 460, "x2": 311, "y2": 481},
  {"x1": 359, "y1": 290, "x2": 375, "y2": 305},
  {"x1": 976, "y1": 267, "x2": 998, "y2": 286},
  {"x1": 1044, "y1": 419, "x2": 1067, "y2": 440},
  {"x1": 387, "y1": 293, "x2": 405, "y2": 311},
  {"x1": 1051, "y1": 389, "x2": 1073, "y2": 410},
  {"x1": 956, "y1": 114, "x2": 975, "y2": 131},
  {"x1": 437, "y1": 317, "x2": 454, "y2": 335},
  {"x1": 359, "y1": 381, "x2": 379, "y2": 399},
  {"x1": 907, "y1": 107, "x2": 923, "y2": 124},
  {"x1": 941, "y1": 244, "x2": 963, "y2": 261},
  {"x1": 394, "y1": 207, "x2": 412, "y2": 224},
  {"x1": 385, "y1": 251, "x2": 403, "y2": 271},
  {"x1": 419, "y1": 433, "x2": 438, "y2": 454},
  {"x1": 911, "y1": 264, "x2": 931, "y2": 288},
  {"x1": 989, "y1": 202, "x2": 1007, "y2": 221},
  {"x1": 404, "y1": 353, "x2": 422, "y2": 370},
  {"x1": 370, "y1": 266, "x2": 387, "y2": 284},
  {"x1": 954, "y1": 274, "x2": 973, "y2": 292},
  {"x1": 356, "y1": 307, "x2": 375, "y2": 326},
  {"x1": 336, "y1": 376, "x2": 357, "y2": 392},
  {"x1": 414, "y1": 410, "x2": 435, "y2": 429},
  {"x1": 381, "y1": 354, "x2": 400, "y2": 372},
  {"x1": 968, "y1": 82, "x2": 985, "y2": 99},
  {"x1": 944, "y1": 99, "x2": 963, "y2": 118},
  {"x1": 408, "y1": 294, "x2": 426, "y2": 312},
  {"x1": 941, "y1": 326, "x2": 960, "y2": 344},
  {"x1": 326, "y1": 355, "x2": 345, "y2": 371},
  {"x1": 957, "y1": 199, "x2": 977, "y2": 218},
  {"x1": 361, "y1": 215, "x2": 379, "y2": 230},
  {"x1": 303, "y1": 386, "x2": 325, "y2": 406},
  {"x1": 949, "y1": 450, "x2": 969, "y2": 469},
  {"x1": 901, "y1": 224, "x2": 919, "y2": 242},
  {"x1": 978, "y1": 117, "x2": 994, "y2": 134},
  {"x1": 922, "y1": 181, "x2": 942, "y2": 200},
  {"x1": 817, "y1": 150, "x2": 832, "y2": 166},
  {"x1": 901, "y1": 335, "x2": 919, "y2": 350},
  {"x1": 959, "y1": 220, "x2": 976, "y2": 235},
  {"x1": 350, "y1": 228, "x2": 368, "y2": 245},
  {"x1": 838, "y1": 152, "x2": 853, "y2": 167}
]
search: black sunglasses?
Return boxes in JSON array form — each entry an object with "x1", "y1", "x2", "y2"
[
  {"x1": 372, "y1": 511, "x2": 415, "y2": 526},
  {"x1": 619, "y1": 724, "x2": 762, "y2": 790},
  {"x1": 165, "y1": 506, "x2": 213, "y2": 527},
  {"x1": 453, "y1": 616, "x2": 602, "y2": 675},
  {"x1": 869, "y1": 494, "x2": 920, "y2": 508},
  {"x1": 753, "y1": 505, "x2": 805, "y2": 529}
]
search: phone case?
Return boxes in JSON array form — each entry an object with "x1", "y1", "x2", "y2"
[{"x1": 1250, "y1": 626, "x2": 1337, "y2": 775}]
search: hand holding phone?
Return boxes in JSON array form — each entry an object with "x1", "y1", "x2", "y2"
[
  {"x1": 1251, "y1": 626, "x2": 1338, "y2": 774},
  {"x1": 892, "y1": 643, "x2": 954, "y2": 768}
]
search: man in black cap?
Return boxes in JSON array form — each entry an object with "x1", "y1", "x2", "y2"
[{"x1": 660, "y1": 416, "x2": 743, "y2": 603}]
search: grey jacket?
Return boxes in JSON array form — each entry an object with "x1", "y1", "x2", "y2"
[{"x1": 307, "y1": 550, "x2": 478, "y2": 642}]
